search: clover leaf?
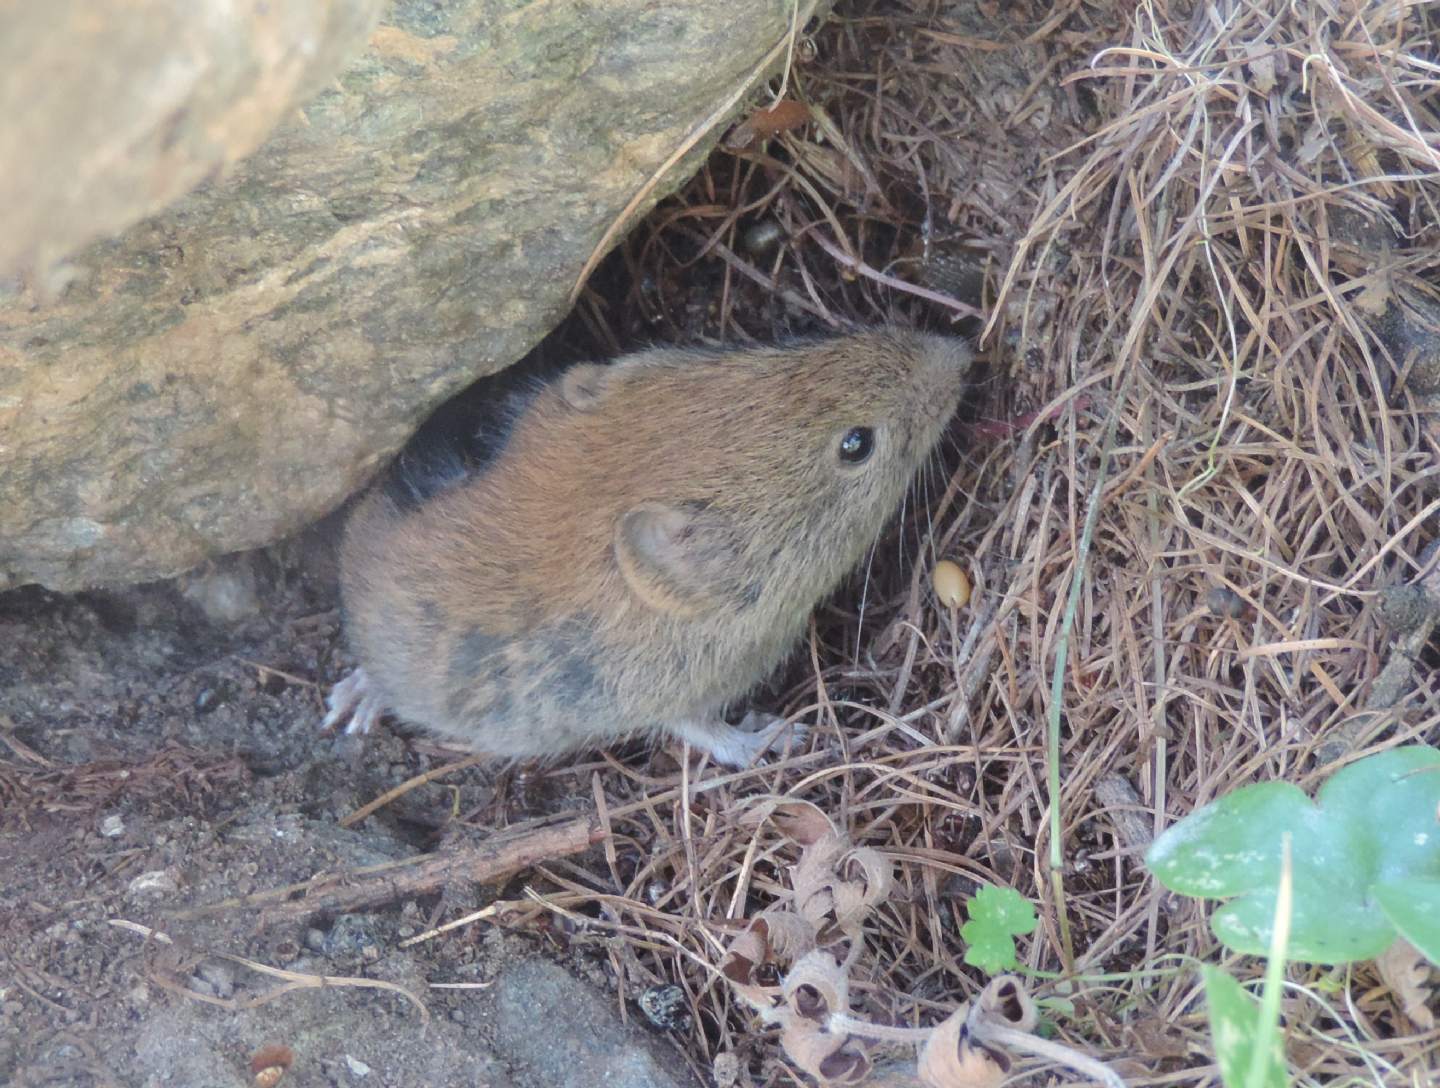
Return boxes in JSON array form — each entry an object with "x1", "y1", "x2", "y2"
[
  {"x1": 961, "y1": 884, "x2": 1037, "y2": 974},
  {"x1": 1146, "y1": 746, "x2": 1440, "y2": 964}
]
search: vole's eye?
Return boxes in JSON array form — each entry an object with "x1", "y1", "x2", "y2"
[{"x1": 838, "y1": 426, "x2": 875, "y2": 465}]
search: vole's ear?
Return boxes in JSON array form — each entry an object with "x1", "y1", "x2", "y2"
[
  {"x1": 558, "y1": 363, "x2": 615, "y2": 411},
  {"x1": 615, "y1": 501, "x2": 750, "y2": 616},
  {"x1": 561, "y1": 352, "x2": 672, "y2": 410}
]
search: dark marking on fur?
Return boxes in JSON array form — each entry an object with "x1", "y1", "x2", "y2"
[
  {"x1": 739, "y1": 579, "x2": 763, "y2": 607},
  {"x1": 537, "y1": 621, "x2": 601, "y2": 705},
  {"x1": 549, "y1": 652, "x2": 598, "y2": 705},
  {"x1": 417, "y1": 598, "x2": 445, "y2": 633},
  {"x1": 448, "y1": 626, "x2": 508, "y2": 687},
  {"x1": 382, "y1": 345, "x2": 579, "y2": 512}
]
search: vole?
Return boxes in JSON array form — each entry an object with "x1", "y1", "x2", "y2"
[{"x1": 323, "y1": 329, "x2": 971, "y2": 766}]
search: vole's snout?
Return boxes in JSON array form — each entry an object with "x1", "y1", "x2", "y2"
[
  {"x1": 922, "y1": 335, "x2": 974, "y2": 382},
  {"x1": 911, "y1": 335, "x2": 973, "y2": 425}
]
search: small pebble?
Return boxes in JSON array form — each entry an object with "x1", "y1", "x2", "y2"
[
  {"x1": 194, "y1": 686, "x2": 221, "y2": 714},
  {"x1": 180, "y1": 563, "x2": 261, "y2": 623},
  {"x1": 249, "y1": 1044, "x2": 294, "y2": 1088},
  {"x1": 321, "y1": 914, "x2": 382, "y2": 963},
  {"x1": 99, "y1": 814, "x2": 125, "y2": 838},
  {"x1": 343, "y1": 1055, "x2": 371, "y2": 1078},
  {"x1": 1205, "y1": 585, "x2": 1247, "y2": 619},
  {"x1": 197, "y1": 962, "x2": 235, "y2": 999},
  {"x1": 126, "y1": 869, "x2": 179, "y2": 900},
  {"x1": 1376, "y1": 584, "x2": 1437, "y2": 632},
  {"x1": 740, "y1": 219, "x2": 785, "y2": 258},
  {"x1": 638, "y1": 983, "x2": 691, "y2": 1031},
  {"x1": 273, "y1": 939, "x2": 302, "y2": 964},
  {"x1": 713, "y1": 1052, "x2": 741, "y2": 1088}
]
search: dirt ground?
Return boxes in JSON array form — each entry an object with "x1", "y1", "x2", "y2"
[{"x1": 0, "y1": 527, "x2": 711, "y2": 1088}]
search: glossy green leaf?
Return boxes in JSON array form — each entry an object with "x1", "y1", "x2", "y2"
[
  {"x1": 1201, "y1": 966, "x2": 1289, "y2": 1088},
  {"x1": 1146, "y1": 747, "x2": 1440, "y2": 963},
  {"x1": 1373, "y1": 877, "x2": 1440, "y2": 965}
]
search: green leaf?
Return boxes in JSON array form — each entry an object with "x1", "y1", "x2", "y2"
[
  {"x1": 1201, "y1": 965, "x2": 1289, "y2": 1088},
  {"x1": 1374, "y1": 877, "x2": 1440, "y2": 965},
  {"x1": 1035, "y1": 995, "x2": 1076, "y2": 1018},
  {"x1": 1146, "y1": 747, "x2": 1440, "y2": 964},
  {"x1": 960, "y1": 884, "x2": 1037, "y2": 975}
]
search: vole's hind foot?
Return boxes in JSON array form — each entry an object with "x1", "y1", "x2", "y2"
[
  {"x1": 671, "y1": 711, "x2": 809, "y2": 768},
  {"x1": 321, "y1": 668, "x2": 387, "y2": 736}
]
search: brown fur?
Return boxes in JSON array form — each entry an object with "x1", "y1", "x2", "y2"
[{"x1": 337, "y1": 329, "x2": 971, "y2": 759}]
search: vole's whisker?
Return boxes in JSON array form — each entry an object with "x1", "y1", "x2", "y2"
[
  {"x1": 854, "y1": 535, "x2": 879, "y2": 667},
  {"x1": 922, "y1": 460, "x2": 937, "y2": 565}
]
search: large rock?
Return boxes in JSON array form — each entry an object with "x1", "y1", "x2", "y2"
[
  {"x1": 0, "y1": 0, "x2": 823, "y2": 590},
  {"x1": 491, "y1": 959, "x2": 696, "y2": 1088},
  {"x1": 0, "y1": 1, "x2": 386, "y2": 278}
]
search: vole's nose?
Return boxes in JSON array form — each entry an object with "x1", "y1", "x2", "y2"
[{"x1": 916, "y1": 335, "x2": 973, "y2": 388}]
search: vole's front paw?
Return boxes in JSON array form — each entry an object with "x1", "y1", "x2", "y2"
[
  {"x1": 674, "y1": 712, "x2": 809, "y2": 768},
  {"x1": 320, "y1": 667, "x2": 387, "y2": 736}
]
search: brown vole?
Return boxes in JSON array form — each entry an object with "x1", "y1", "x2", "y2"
[{"x1": 324, "y1": 329, "x2": 971, "y2": 766}]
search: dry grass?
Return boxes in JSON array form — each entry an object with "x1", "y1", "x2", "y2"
[
  {"x1": 513, "y1": 1, "x2": 1440, "y2": 1084},
  {"x1": 0, "y1": 739, "x2": 248, "y2": 834}
]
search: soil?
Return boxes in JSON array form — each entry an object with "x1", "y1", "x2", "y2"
[{"x1": 0, "y1": 522, "x2": 703, "y2": 1088}]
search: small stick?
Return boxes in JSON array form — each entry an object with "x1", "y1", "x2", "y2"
[
  {"x1": 237, "y1": 659, "x2": 320, "y2": 689},
  {"x1": 169, "y1": 812, "x2": 604, "y2": 924},
  {"x1": 340, "y1": 753, "x2": 487, "y2": 827},
  {"x1": 807, "y1": 231, "x2": 985, "y2": 319},
  {"x1": 1093, "y1": 773, "x2": 1153, "y2": 856},
  {"x1": 110, "y1": 919, "x2": 430, "y2": 1022},
  {"x1": 1315, "y1": 541, "x2": 1440, "y2": 763}
]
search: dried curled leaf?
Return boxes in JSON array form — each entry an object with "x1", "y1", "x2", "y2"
[
  {"x1": 721, "y1": 922, "x2": 766, "y2": 979},
  {"x1": 780, "y1": 1017, "x2": 872, "y2": 1082},
  {"x1": 917, "y1": 976, "x2": 1037, "y2": 1088},
  {"x1": 724, "y1": 98, "x2": 812, "y2": 148},
  {"x1": 794, "y1": 831, "x2": 849, "y2": 896},
  {"x1": 815, "y1": 923, "x2": 862, "y2": 970},
  {"x1": 761, "y1": 909, "x2": 817, "y2": 961},
  {"x1": 796, "y1": 876, "x2": 835, "y2": 928},
  {"x1": 843, "y1": 846, "x2": 895, "y2": 908},
  {"x1": 917, "y1": 1021, "x2": 1009, "y2": 1088},
  {"x1": 1376, "y1": 938, "x2": 1436, "y2": 1030},
  {"x1": 720, "y1": 911, "x2": 819, "y2": 1013},
  {"x1": 795, "y1": 843, "x2": 893, "y2": 946},
  {"x1": 720, "y1": 921, "x2": 780, "y2": 1012},
  {"x1": 741, "y1": 798, "x2": 837, "y2": 846},
  {"x1": 776, "y1": 802, "x2": 840, "y2": 847},
  {"x1": 817, "y1": 1041, "x2": 874, "y2": 1083},
  {"x1": 828, "y1": 876, "x2": 872, "y2": 930},
  {"x1": 973, "y1": 975, "x2": 1037, "y2": 1033},
  {"x1": 783, "y1": 949, "x2": 849, "y2": 1023}
]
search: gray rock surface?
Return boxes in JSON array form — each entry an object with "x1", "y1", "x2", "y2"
[
  {"x1": 0, "y1": 0, "x2": 385, "y2": 277},
  {"x1": 0, "y1": 0, "x2": 824, "y2": 591},
  {"x1": 491, "y1": 958, "x2": 697, "y2": 1088},
  {"x1": 130, "y1": 996, "x2": 513, "y2": 1088}
]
